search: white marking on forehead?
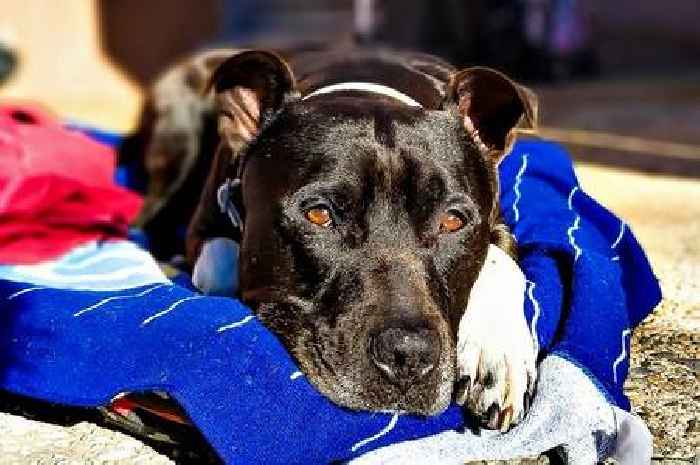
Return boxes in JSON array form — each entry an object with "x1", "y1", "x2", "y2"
[{"x1": 303, "y1": 82, "x2": 423, "y2": 108}]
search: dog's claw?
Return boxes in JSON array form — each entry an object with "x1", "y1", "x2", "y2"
[
  {"x1": 457, "y1": 316, "x2": 536, "y2": 431},
  {"x1": 485, "y1": 403, "x2": 500, "y2": 429},
  {"x1": 455, "y1": 375, "x2": 471, "y2": 405},
  {"x1": 499, "y1": 407, "x2": 513, "y2": 433},
  {"x1": 522, "y1": 392, "x2": 530, "y2": 421},
  {"x1": 455, "y1": 375, "x2": 472, "y2": 405}
]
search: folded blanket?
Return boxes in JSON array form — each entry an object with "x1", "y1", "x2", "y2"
[
  {"x1": 0, "y1": 139, "x2": 661, "y2": 464},
  {"x1": 0, "y1": 105, "x2": 141, "y2": 264}
]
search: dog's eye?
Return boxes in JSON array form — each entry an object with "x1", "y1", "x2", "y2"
[
  {"x1": 439, "y1": 210, "x2": 465, "y2": 233},
  {"x1": 305, "y1": 207, "x2": 333, "y2": 227}
]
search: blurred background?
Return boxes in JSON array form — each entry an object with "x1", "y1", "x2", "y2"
[
  {"x1": 0, "y1": 0, "x2": 698, "y2": 175},
  {"x1": 0, "y1": 2, "x2": 698, "y2": 462}
]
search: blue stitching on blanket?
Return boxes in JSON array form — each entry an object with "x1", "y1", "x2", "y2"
[
  {"x1": 610, "y1": 221, "x2": 626, "y2": 249},
  {"x1": 141, "y1": 296, "x2": 205, "y2": 326},
  {"x1": 612, "y1": 329, "x2": 631, "y2": 385},
  {"x1": 7, "y1": 286, "x2": 46, "y2": 300},
  {"x1": 610, "y1": 221, "x2": 625, "y2": 262},
  {"x1": 351, "y1": 413, "x2": 400, "y2": 452},
  {"x1": 217, "y1": 315, "x2": 255, "y2": 333},
  {"x1": 73, "y1": 284, "x2": 169, "y2": 317},
  {"x1": 526, "y1": 280, "x2": 541, "y2": 354},
  {"x1": 567, "y1": 187, "x2": 582, "y2": 262},
  {"x1": 512, "y1": 153, "x2": 528, "y2": 223}
]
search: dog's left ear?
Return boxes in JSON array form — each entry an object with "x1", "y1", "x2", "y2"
[
  {"x1": 207, "y1": 50, "x2": 296, "y2": 154},
  {"x1": 449, "y1": 67, "x2": 538, "y2": 163}
]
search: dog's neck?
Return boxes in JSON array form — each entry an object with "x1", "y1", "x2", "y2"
[{"x1": 303, "y1": 82, "x2": 423, "y2": 108}]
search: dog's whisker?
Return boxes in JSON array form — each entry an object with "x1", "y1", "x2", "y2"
[
  {"x1": 242, "y1": 287, "x2": 315, "y2": 313},
  {"x1": 241, "y1": 287, "x2": 294, "y2": 303},
  {"x1": 284, "y1": 295, "x2": 315, "y2": 313}
]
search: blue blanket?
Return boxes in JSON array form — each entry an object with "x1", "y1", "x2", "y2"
[{"x1": 0, "y1": 139, "x2": 661, "y2": 464}]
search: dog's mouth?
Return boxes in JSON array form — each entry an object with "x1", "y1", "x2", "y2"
[
  {"x1": 248, "y1": 292, "x2": 455, "y2": 415},
  {"x1": 307, "y1": 328, "x2": 455, "y2": 415}
]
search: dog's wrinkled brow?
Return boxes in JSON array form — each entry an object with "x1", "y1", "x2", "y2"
[{"x1": 373, "y1": 107, "x2": 398, "y2": 148}]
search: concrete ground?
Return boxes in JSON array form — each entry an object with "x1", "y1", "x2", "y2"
[{"x1": 577, "y1": 165, "x2": 699, "y2": 464}]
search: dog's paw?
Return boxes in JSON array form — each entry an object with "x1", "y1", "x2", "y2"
[{"x1": 454, "y1": 245, "x2": 537, "y2": 432}]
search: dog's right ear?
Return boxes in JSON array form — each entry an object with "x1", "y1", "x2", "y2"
[
  {"x1": 207, "y1": 50, "x2": 296, "y2": 154},
  {"x1": 449, "y1": 67, "x2": 538, "y2": 164}
]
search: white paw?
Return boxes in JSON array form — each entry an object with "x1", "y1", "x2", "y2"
[{"x1": 455, "y1": 245, "x2": 537, "y2": 431}]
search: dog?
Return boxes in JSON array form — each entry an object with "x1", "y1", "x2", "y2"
[
  {"x1": 117, "y1": 49, "x2": 238, "y2": 260},
  {"x1": 127, "y1": 47, "x2": 538, "y2": 431}
]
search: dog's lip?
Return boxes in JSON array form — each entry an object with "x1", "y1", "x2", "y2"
[
  {"x1": 241, "y1": 287, "x2": 299, "y2": 303},
  {"x1": 243, "y1": 290, "x2": 452, "y2": 410},
  {"x1": 241, "y1": 287, "x2": 278, "y2": 302}
]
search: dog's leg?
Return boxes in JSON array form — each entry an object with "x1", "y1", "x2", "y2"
[{"x1": 455, "y1": 242, "x2": 537, "y2": 431}]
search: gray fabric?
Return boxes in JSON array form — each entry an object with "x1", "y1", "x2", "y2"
[{"x1": 353, "y1": 355, "x2": 652, "y2": 465}]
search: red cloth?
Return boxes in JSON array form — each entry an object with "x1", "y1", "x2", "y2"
[{"x1": 0, "y1": 104, "x2": 142, "y2": 264}]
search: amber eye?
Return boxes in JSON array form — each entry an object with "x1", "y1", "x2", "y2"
[
  {"x1": 305, "y1": 207, "x2": 333, "y2": 227},
  {"x1": 439, "y1": 211, "x2": 465, "y2": 233}
]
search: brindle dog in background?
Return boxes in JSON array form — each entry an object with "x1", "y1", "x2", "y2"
[{"x1": 118, "y1": 49, "x2": 236, "y2": 260}]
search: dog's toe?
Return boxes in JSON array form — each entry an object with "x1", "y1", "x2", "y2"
[
  {"x1": 455, "y1": 245, "x2": 538, "y2": 432},
  {"x1": 456, "y1": 316, "x2": 537, "y2": 431},
  {"x1": 464, "y1": 350, "x2": 508, "y2": 429},
  {"x1": 464, "y1": 351, "x2": 534, "y2": 431}
]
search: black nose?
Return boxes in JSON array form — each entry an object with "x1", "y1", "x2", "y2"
[{"x1": 370, "y1": 325, "x2": 440, "y2": 388}]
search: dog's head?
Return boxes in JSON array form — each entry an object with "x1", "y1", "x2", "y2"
[
  {"x1": 209, "y1": 51, "x2": 535, "y2": 414},
  {"x1": 121, "y1": 51, "x2": 223, "y2": 194}
]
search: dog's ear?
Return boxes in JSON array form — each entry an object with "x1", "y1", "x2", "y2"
[
  {"x1": 207, "y1": 50, "x2": 296, "y2": 154},
  {"x1": 117, "y1": 97, "x2": 156, "y2": 193},
  {"x1": 449, "y1": 67, "x2": 538, "y2": 163}
]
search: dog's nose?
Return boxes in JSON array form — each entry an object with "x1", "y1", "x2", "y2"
[{"x1": 370, "y1": 325, "x2": 440, "y2": 388}]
